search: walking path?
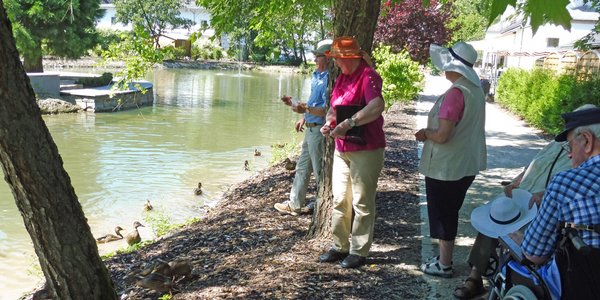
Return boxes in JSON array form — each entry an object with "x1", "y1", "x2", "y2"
[{"x1": 416, "y1": 75, "x2": 551, "y2": 299}]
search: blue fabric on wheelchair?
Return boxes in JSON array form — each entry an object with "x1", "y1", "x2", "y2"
[{"x1": 504, "y1": 259, "x2": 561, "y2": 300}]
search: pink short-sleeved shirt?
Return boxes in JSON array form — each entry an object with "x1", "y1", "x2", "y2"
[
  {"x1": 438, "y1": 88, "x2": 465, "y2": 122},
  {"x1": 330, "y1": 61, "x2": 386, "y2": 152}
]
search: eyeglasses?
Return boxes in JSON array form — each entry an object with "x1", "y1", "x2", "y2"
[{"x1": 561, "y1": 133, "x2": 582, "y2": 153}]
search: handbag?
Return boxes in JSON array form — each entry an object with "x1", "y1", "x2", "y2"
[{"x1": 336, "y1": 105, "x2": 366, "y2": 145}]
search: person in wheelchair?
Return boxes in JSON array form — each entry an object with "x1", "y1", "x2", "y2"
[
  {"x1": 502, "y1": 105, "x2": 600, "y2": 299},
  {"x1": 453, "y1": 140, "x2": 571, "y2": 299}
]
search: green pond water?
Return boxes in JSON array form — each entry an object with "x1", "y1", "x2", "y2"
[{"x1": 0, "y1": 67, "x2": 311, "y2": 299}]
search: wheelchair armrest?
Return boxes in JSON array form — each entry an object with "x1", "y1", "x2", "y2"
[{"x1": 499, "y1": 235, "x2": 533, "y2": 265}]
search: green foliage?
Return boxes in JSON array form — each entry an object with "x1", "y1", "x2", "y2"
[
  {"x1": 270, "y1": 129, "x2": 301, "y2": 165},
  {"x1": 76, "y1": 73, "x2": 113, "y2": 88},
  {"x1": 488, "y1": 0, "x2": 572, "y2": 33},
  {"x1": 158, "y1": 294, "x2": 173, "y2": 300},
  {"x1": 372, "y1": 45, "x2": 424, "y2": 108},
  {"x1": 5, "y1": 0, "x2": 103, "y2": 71},
  {"x1": 198, "y1": 0, "x2": 331, "y2": 64},
  {"x1": 191, "y1": 43, "x2": 224, "y2": 60},
  {"x1": 496, "y1": 68, "x2": 600, "y2": 134},
  {"x1": 447, "y1": 0, "x2": 489, "y2": 43},
  {"x1": 91, "y1": 29, "x2": 124, "y2": 56},
  {"x1": 162, "y1": 45, "x2": 188, "y2": 60},
  {"x1": 113, "y1": 0, "x2": 193, "y2": 48},
  {"x1": 101, "y1": 26, "x2": 165, "y2": 90},
  {"x1": 143, "y1": 208, "x2": 177, "y2": 237}
]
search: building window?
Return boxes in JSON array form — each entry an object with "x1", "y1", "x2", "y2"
[
  {"x1": 201, "y1": 20, "x2": 208, "y2": 28},
  {"x1": 547, "y1": 38, "x2": 559, "y2": 48}
]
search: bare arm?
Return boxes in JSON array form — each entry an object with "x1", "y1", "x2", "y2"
[
  {"x1": 415, "y1": 119, "x2": 456, "y2": 144},
  {"x1": 330, "y1": 96, "x2": 385, "y2": 139}
]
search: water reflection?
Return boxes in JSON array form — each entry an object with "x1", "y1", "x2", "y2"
[{"x1": 0, "y1": 68, "x2": 312, "y2": 299}]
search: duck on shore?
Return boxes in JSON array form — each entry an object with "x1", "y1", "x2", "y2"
[
  {"x1": 284, "y1": 158, "x2": 296, "y2": 171},
  {"x1": 96, "y1": 226, "x2": 125, "y2": 243},
  {"x1": 135, "y1": 273, "x2": 173, "y2": 293},
  {"x1": 125, "y1": 221, "x2": 145, "y2": 246}
]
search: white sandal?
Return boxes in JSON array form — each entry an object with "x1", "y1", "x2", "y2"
[{"x1": 421, "y1": 261, "x2": 453, "y2": 278}]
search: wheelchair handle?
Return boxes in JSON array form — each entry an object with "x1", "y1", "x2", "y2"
[{"x1": 565, "y1": 227, "x2": 591, "y2": 255}]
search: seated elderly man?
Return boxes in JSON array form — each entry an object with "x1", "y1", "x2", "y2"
[
  {"x1": 453, "y1": 110, "x2": 578, "y2": 298},
  {"x1": 513, "y1": 105, "x2": 600, "y2": 299}
]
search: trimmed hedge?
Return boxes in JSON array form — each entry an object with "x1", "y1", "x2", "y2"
[{"x1": 496, "y1": 68, "x2": 600, "y2": 135}]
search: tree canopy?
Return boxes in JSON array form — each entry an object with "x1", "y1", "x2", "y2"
[
  {"x1": 114, "y1": 0, "x2": 193, "y2": 48},
  {"x1": 197, "y1": 0, "x2": 330, "y2": 63},
  {"x1": 4, "y1": 0, "x2": 103, "y2": 72}
]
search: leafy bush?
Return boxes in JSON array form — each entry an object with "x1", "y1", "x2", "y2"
[
  {"x1": 91, "y1": 29, "x2": 124, "y2": 56},
  {"x1": 76, "y1": 72, "x2": 113, "y2": 87},
  {"x1": 191, "y1": 43, "x2": 224, "y2": 60},
  {"x1": 372, "y1": 44, "x2": 424, "y2": 108},
  {"x1": 375, "y1": 0, "x2": 454, "y2": 64},
  {"x1": 162, "y1": 45, "x2": 188, "y2": 60},
  {"x1": 496, "y1": 68, "x2": 600, "y2": 135}
]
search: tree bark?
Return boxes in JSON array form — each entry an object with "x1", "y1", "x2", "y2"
[
  {"x1": 308, "y1": 0, "x2": 381, "y2": 238},
  {"x1": 0, "y1": 4, "x2": 117, "y2": 300}
]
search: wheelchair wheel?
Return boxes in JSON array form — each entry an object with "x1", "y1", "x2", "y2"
[{"x1": 503, "y1": 285, "x2": 537, "y2": 300}]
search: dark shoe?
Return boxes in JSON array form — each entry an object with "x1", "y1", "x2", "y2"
[
  {"x1": 453, "y1": 277, "x2": 485, "y2": 299},
  {"x1": 319, "y1": 249, "x2": 348, "y2": 263},
  {"x1": 341, "y1": 254, "x2": 366, "y2": 268}
]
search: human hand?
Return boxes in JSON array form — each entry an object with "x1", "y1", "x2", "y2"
[
  {"x1": 415, "y1": 128, "x2": 427, "y2": 141},
  {"x1": 292, "y1": 103, "x2": 307, "y2": 114},
  {"x1": 504, "y1": 183, "x2": 517, "y2": 197},
  {"x1": 320, "y1": 123, "x2": 332, "y2": 137},
  {"x1": 330, "y1": 121, "x2": 350, "y2": 139},
  {"x1": 528, "y1": 192, "x2": 543, "y2": 209},
  {"x1": 295, "y1": 119, "x2": 305, "y2": 132},
  {"x1": 281, "y1": 95, "x2": 292, "y2": 106}
]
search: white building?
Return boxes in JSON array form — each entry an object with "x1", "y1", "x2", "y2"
[{"x1": 473, "y1": 0, "x2": 598, "y2": 74}]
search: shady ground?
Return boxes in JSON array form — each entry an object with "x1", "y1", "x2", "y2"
[{"x1": 96, "y1": 102, "x2": 429, "y2": 299}]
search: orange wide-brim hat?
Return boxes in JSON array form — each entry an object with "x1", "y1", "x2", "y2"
[{"x1": 325, "y1": 36, "x2": 363, "y2": 59}]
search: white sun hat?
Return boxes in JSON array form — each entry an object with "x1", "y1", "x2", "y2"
[
  {"x1": 470, "y1": 189, "x2": 538, "y2": 238},
  {"x1": 429, "y1": 41, "x2": 481, "y2": 86}
]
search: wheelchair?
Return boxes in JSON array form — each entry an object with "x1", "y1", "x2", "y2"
[{"x1": 487, "y1": 222, "x2": 600, "y2": 300}]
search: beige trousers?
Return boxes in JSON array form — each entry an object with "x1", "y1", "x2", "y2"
[{"x1": 331, "y1": 148, "x2": 384, "y2": 256}]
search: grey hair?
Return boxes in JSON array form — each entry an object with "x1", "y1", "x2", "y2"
[
  {"x1": 574, "y1": 123, "x2": 600, "y2": 139},
  {"x1": 574, "y1": 104, "x2": 598, "y2": 112}
]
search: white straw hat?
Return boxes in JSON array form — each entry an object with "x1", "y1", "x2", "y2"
[
  {"x1": 429, "y1": 42, "x2": 481, "y2": 86},
  {"x1": 470, "y1": 189, "x2": 537, "y2": 238}
]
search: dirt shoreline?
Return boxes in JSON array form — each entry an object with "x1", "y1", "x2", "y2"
[{"x1": 92, "y1": 102, "x2": 428, "y2": 299}]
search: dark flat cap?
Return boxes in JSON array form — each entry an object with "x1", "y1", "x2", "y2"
[{"x1": 555, "y1": 108, "x2": 600, "y2": 141}]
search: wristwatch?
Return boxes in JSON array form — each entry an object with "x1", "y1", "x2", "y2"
[{"x1": 347, "y1": 117, "x2": 357, "y2": 128}]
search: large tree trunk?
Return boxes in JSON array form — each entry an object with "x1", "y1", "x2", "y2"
[
  {"x1": 0, "y1": 4, "x2": 117, "y2": 300},
  {"x1": 23, "y1": 42, "x2": 44, "y2": 73},
  {"x1": 308, "y1": 0, "x2": 381, "y2": 238}
]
